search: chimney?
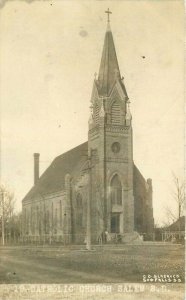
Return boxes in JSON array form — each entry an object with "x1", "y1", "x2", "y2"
[{"x1": 34, "y1": 153, "x2": 40, "y2": 185}]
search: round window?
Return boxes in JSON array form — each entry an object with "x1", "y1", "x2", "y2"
[{"x1": 111, "y1": 142, "x2": 121, "y2": 153}]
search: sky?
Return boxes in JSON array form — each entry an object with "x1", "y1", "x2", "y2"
[{"x1": 0, "y1": 0, "x2": 184, "y2": 226}]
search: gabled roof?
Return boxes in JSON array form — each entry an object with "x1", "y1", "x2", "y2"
[
  {"x1": 133, "y1": 164, "x2": 147, "y2": 187},
  {"x1": 22, "y1": 142, "x2": 88, "y2": 202},
  {"x1": 23, "y1": 144, "x2": 146, "y2": 204},
  {"x1": 168, "y1": 216, "x2": 185, "y2": 231}
]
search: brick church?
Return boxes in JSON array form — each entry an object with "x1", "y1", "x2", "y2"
[{"x1": 22, "y1": 13, "x2": 154, "y2": 244}]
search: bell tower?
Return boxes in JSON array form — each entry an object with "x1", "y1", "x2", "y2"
[{"x1": 88, "y1": 10, "x2": 134, "y2": 240}]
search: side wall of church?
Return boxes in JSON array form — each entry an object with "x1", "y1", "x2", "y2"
[
  {"x1": 70, "y1": 183, "x2": 88, "y2": 244},
  {"x1": 133, "y1": 165, "x2": 154, "y2": 237},
  {"x1": 22, "y1": 190, "x2": 72, "y2": 243}
]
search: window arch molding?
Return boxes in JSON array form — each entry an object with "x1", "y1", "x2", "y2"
[{"x1": 108, "y1": 171, "x2": 123, "y2": 187}]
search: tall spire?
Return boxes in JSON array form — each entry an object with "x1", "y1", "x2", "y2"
[{"x1": 97, "y1": 9, "x2": 121, "y2": 96}]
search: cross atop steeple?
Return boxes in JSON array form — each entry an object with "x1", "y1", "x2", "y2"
[{"x1": 105, "y1": 8, "x2": 112, "y2": 23}]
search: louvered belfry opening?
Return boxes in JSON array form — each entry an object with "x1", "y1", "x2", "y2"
[
  {"x1": 111, "y1": 101, "x2": 121, "y2": 125},
  {"x1": 94, "y1": 104, "x2": 100, "y2": 125}
]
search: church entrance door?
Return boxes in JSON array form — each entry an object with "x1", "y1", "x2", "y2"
[{"x1": 111, "y1": 213, "x2": 120, "y2": 233}]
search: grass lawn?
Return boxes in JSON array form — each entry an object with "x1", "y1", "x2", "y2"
[
  {"x1": 4, "y1": 243, "x2": 183, "y2": 283},
  {"x1": 0, "y1": 244, "x2": 184, "y2": 300}
]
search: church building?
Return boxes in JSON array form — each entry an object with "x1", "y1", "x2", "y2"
[{"x1": 22, "y1": 12, "x2": 154, "y2": 244}]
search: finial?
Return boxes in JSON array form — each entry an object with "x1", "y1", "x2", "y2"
[
  {"x1": 127, "y1": 99, "x2": 131, "y2": 106},
  {"x1": 114, "y1": 69, "x2": 120, "y2": 80},
  {"x1": 105, "y1": 8, "x2": 112, "y2": 23},
  {"x1": 89, "y1": 104, "x2": 93, "y2": 113},
  {"x1": 89, "y1": 105, "x2": 93, "y2": 125},
  {"x1": 126, "y1": 99, "x2": 132, "y2": 122}
]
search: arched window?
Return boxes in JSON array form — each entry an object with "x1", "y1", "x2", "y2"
[
  {"x1": 36, "y1": 206, "x2": 41, "y2": 235},
  {"x1": 26, "y1": 209, "x2": 29, "y2": 235},
  {"x1": 94, "y1": 104, "x2": 99, "y2": 125},
  {"x1": 54, "y1": 208, "x2": 58, "y2": 234},
  {"x1": 45, "y1": 210, "x2": 50, "y2": 234},
  {"x1": 76, "y1": 194, "x2": 83, "y2": 227},
  {"x1": 110, "y1": 174, "x2": 122, "y2": 205},
  {"x1": 51, "y1": 202, "x2": 54, "y2": 232},
  {"x1": 76, "y1": 193, "x2": 83, "y2": 208},
  {"x1": 31, "y1": 206, "x2": 35, "y2": 234},
  {"x1": 111, "y1": 101, "x2": 121, "y2": 125},
  {"x1": 60, "y1": 200, "x2": 62, "y2": 228}
]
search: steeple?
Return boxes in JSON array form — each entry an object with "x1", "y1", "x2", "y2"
[{"x1": 97, "y1": 9, "x2": 121, "y2": 97}]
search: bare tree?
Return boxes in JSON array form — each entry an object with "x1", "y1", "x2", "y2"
[
  {"x1": 163, "y1": 173, "x2": 184, "y2": 240},
  {"x1": 164, "y1": 173, "x2": 184, "y2": 223},
  {"x1": 0, "y1": 184, "x2": 16, "y2": 245},
  {"x1": 172, "y1": 173, "x2": 184, "y2": 220},
  {"x1": 172, "y1": 173, "x2": 184, "y2": 239},
  {"x1": 163, "y1": 205, "x2": 176, "y2": 227},
  {"x1": 8, "y1": 211, "x2": 22, "y2": 244}
]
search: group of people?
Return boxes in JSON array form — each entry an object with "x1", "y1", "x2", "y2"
[
  {"x1": 98, "y1": 231, "x2": 109, "y2": 244},
  {"x1": 84, "y1": 231, "x2": 122, "y2": 245},
  {"x1": 97, "y1": 231, "x2": 122, "y2": 244}
]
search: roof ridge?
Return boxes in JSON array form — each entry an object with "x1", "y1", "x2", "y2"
[
  {"x1": 54, "y1": 141, "x2": 88, "y2": 161},
  {"x1": 22, "y1": 141, "x2": 88, "y2": 203}
]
